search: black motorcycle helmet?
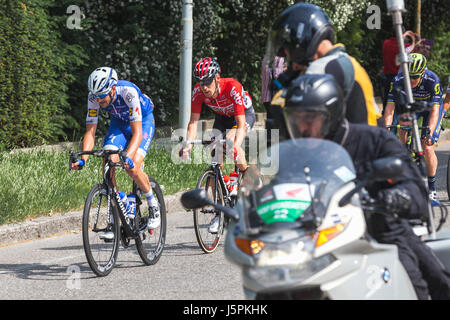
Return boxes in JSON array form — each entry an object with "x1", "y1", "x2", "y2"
[
  {"x1": 268, "y1": 3, "x2": 335, "y2": 66},
  {"x1": 284, "y1": 74, "x2": 346, "y2": 139}
]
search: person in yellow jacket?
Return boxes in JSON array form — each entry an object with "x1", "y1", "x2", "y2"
[{"x1": 266, "y1": 2, "x2": 381, "y2": 138}]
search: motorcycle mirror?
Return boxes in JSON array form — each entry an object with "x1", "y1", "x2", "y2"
[
  {"x1": 339, "y1": 157, "x2": 403, "y2": 207},
  {"x1": 180, "y1": 188, "x2": 240, "y2": 221},
  {"x1": 370, "y1": 157, "x2": 403, "y2": 181},
  {"x1": 180, "y1": 188, "x2": 212, "y2": 209}
]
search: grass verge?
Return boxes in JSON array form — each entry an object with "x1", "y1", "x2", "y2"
[{"x1": 0, "y1": 144, "x2": 235, "y2": 225}]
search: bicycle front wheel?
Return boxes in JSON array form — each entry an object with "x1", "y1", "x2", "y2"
[
  {"x1": 82, "y1": 184, "x2": 119, "y2": 277},
  {"x1": 134, "y1": 177, "x2": 166, "y2": 265},
  {"x1": 194, "y1": 169, "x2": 224, "y2": 254}
]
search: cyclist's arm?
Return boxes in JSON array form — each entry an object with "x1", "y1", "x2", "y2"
[
  {"x1": 384, "y1": 101, "x2": 395, "y2": 127},
  {"x1": 427, "y1": 76, "x2": 444, "y2": 141},
  {"x1": 127, "y1": 121, "x2": 143, "y2": 160},
  {"x1": 184, "y1": 112, "x2": 201, "y2": 152},
  {"x1": 428, "y1": 104, "x2": 440, "y2": 136},
  {"x1": 71, "y1": 123, "x2": 96, "y2": 169},
  {"x1": 444, "y1": 94, "x2": 450, "y2": 113},
  {"x1": 230, "y1": 114, "x2": 246, "y2": 150}
]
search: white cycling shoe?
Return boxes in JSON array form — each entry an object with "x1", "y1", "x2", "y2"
[
  {"x1": 147, "y1": 205, "x2": 161, "y2": 230},
  {"x1": 99, "y1": 231, "x2": 115, "y2": 241},
  {"x1": 208, "y1": 216, "x2": 220, "y2": 234}
]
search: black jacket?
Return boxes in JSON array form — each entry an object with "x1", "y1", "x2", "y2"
[{"x1": 331, "y1": 120, "x2": 428, "y2": 235}]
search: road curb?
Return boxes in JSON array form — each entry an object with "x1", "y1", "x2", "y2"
[{"x1": 0, "y1": 191, "x2": 185, "y2": 246}]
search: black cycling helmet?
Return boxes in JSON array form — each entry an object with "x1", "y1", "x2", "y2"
[
  {"x1": 284, "y1": 74, "x2": 345, "y2": 139},
  {"x1": 268, "y1": 3, "x2": 334, "y2": 65}
]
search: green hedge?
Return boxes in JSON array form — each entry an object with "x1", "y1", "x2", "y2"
[{"x1": 0, "y1": 0, "x2": 85, "y2": 150}]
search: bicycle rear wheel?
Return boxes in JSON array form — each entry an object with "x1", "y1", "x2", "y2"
[
  {"x1": 194, "y1": 169, "x2": 224, "y2": 254},
  {"x1": 82, "y1": 184, "x2": 119, "y2": 277},
  {"x1": 134, "y1": 177, "x2": 166, "y2": 265}
]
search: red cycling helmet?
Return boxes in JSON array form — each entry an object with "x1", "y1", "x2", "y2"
[{"x1": 194, "y1": 57, "x2": 221, "y2": 81}]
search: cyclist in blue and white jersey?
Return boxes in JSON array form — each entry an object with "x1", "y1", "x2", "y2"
[
  {"x1": 71, "y1": 67, "x2": 160, "y2": 230},
  {"x1": 384, "y1": 53, "x2": 444, "y2": 201}
]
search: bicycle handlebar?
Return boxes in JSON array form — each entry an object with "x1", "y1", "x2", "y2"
[
  {"x1": 69, "y1": 149, "x2": 127, "y2": 172},
  {"x1": 386, "y1": 124, "x2": 430, "y2": 133},
  {"x1": 178, "y1": 136, "x2": 227, "y2": 145}
]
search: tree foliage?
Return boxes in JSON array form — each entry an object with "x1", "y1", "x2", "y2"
[
  {"x1": 0, "y1": 0, "x2": 85, "y2": 150},
  {"x1": 1, "y1": 0, "x2": 449, "y2": 150}
]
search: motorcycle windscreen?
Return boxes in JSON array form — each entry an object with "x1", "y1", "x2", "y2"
[{"x1": 240, "y1": 138, "x2": 356, "y2": 227}]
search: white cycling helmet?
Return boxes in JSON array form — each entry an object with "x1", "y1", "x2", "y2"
[{"x1": 88, "y1": 67, "x2": 118, "y2": 97}]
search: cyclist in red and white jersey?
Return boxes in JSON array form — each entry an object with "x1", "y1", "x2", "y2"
[{"x1": 180, "y1": 57, "x2": 256, "y2": 172}]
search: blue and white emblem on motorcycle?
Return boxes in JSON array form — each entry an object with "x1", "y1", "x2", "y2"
[{"x1": 382, "y1": 268, "x2": 391, "y2": 283}]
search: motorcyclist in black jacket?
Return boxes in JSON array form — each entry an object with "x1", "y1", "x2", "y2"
[{"x1": 282, "y1": 73, "x2": 450, "y2": 300}]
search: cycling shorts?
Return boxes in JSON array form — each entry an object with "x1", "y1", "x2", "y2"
[
  {"x1": 212, "y1": 107, "x2": 256, "y2": 135},
  {"x1": 417, "y1": 106, "x2": 445, "y2": 144},
  {"x1": 103, "y1": 113, "x2": 155, "y2": 157}
]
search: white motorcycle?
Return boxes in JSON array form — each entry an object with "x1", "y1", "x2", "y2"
[{"x1": 181, "y1": 138, "x2": 450, "y2": 299}]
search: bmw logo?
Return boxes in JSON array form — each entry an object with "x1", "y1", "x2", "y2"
[{"x1": 382, "y1": 268, "x2": 391, "y2": 283}]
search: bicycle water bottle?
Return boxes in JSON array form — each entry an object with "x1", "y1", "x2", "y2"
[
  {"x1": 229, "y1": 171, "x2": 239, "y2": 196},
  {"x1": 117, "y1": 190, "x2": 132, "y2": 217},
  {"x1": 127, "y1": 194, "x2": 136, "y2": 219},
  {"x1": 223, "y1": 175, "x2": 231, "y2": 191}
]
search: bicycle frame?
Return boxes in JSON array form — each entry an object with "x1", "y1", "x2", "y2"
[
  {"x1": 70, "y1": 150, "x2": 144, "y2": 240},
  {"x1": 209, "y1": 161, "x2": 240, "y2": 208}
]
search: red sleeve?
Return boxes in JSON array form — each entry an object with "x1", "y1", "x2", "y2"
[
  {"x1": 191, "y1": 84, "x2": 203, "y2": 114},
  {"x1": 225, "y1": 79, "x2": 245, "y2": 116}
]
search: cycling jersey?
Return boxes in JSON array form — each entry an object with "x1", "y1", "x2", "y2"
[
  {"x1": 86, "y1": 80, "x2": 154, "y2": 124},
  {"x1": 387, "y1": 69, "x2": 444, "y2": 143},
  {"x1": 86, "y1": 80, "x2": 155, "y2": 157},
  {"x1": 387, "y1": 69, "x2": 443, "y2": 107},
  {"x1": 191, "y1": 78, "x2": 253, "y2": 117}
]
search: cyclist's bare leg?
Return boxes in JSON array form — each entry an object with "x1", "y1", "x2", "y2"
[
  {"x1": 225, "y1": 127, "x2": 248, "y2": 172},
  {"x1": 125, "y1": 153, "x2": 151, "y2": 194},
  {"x1": 422, "y1": 141, "x2": 438, "y2": 177},
  {"x1": 398, "y1": 119, "x2": 409, "y2": 144},
  {"x1": 108, "y1": 153, "x2": 152, "y2": 194},
  {"x1": 103, "y1": 158, "x2": 118, "y2": 189}
]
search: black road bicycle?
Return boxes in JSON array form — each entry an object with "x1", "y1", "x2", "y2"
[
  {"x1": 386, "y1": 124, "x2": 430, "y2": 173},
  {"x1": 182, "y1": 138, "x2": 243, "y2": 253},
  {"x1": 69, "y1": 149, "x2": 166, "y2": 276},
  {"x1": 386, "y1": 124, "x2": 448, "y2": 233}
]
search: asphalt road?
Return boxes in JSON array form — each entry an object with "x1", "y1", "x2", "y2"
[
  {"x1": 1, "y1": 141, "x2": 450, "y2": 302},
  {"x1": 0, "y1": 207, "x2": 244, "y2": 300}
]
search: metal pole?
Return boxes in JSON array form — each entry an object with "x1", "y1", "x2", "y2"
[
  {"x1": 386, "y1": 0, "x2": 436, "y2": 239},
  {"x1": 416, "y1": 0, "x2": 421, "y2": 37},
  {"x1": 179, "y1": 0, "x2": 193, "y2": 137}
]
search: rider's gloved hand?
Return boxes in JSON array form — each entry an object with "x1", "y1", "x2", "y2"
[
  {"x1": 76, "y1": 159, "x2": 85, "y2": 168},
  {"x1": 179, "y1": 147, "x2": 191, "y2": 160},
  {"x1": 377, "y1": 187, "x2": 411, "y2": 214},
  {"x1": 125, "y1": 156, "x2": 134, "y2": 169}
]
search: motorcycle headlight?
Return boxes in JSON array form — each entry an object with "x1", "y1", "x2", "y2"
[{"x1": 245, "y1": 253, "x2": 336, "y2": 285}]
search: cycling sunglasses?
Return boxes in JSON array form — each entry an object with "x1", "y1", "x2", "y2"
[
  {"x1": 92, "y1": 91, "x2": 110, "y2": 99},
  {"x1": 410, "y1": 73, "x2": 423, "y2": 80},
  {"x1": 198, "y1": 78, "x2": 215, "y2": 86}
]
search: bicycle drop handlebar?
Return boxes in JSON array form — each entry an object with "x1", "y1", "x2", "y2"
[
  {"x1": 69, "y1": 149, "x2": 128, "y2": 172},
  {"x1": 178, "y1": 136, "x2": 228, "y2": 146}
]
